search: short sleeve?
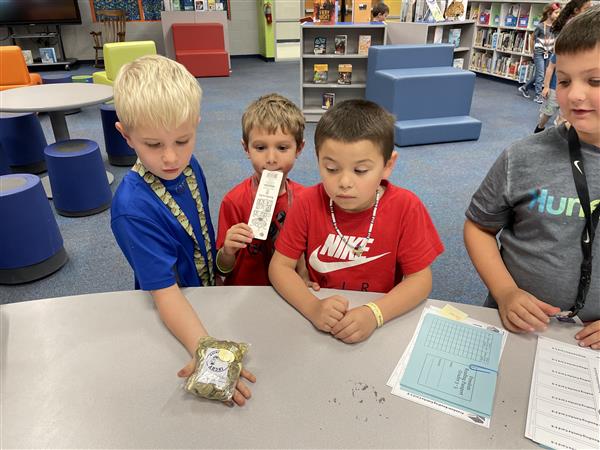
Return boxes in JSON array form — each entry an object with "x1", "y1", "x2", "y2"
[
  {"x1": 274, "y1": 195, "x2": 308, "y2": 260},
  {"x1": 111, "y1": 215, "x2": 178, "y2": 290},
  {"x1": 216, "y1": 195, "x2": 244, "y2": 249},
  {"x1": 396, "y1": 198, "x2": 444, "y2": 275},
  {"x1": 465, "y1": 150, "x2": 512, "y2": 230}
]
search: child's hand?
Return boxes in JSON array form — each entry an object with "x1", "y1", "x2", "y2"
[
  {"x1": 178, "y1": 359, "x2": 257, "y2": 406},
  {"x1": 497, "y1": 288, "x2": 560, "y2": 333},
  {"x1": 308, "y1": 295, "x2": 348, "y2": 333},
  {"x1": 576, "y1": 320, "x2": 600, "y2": 350},
  {"x1": 223, "y1": 223, "x2": 253, "y2": 256},
  {"x1": 331, "y1": 305, "x2": 377, "y2": 344},
  {"x1": 542, "y1": 86, "x2": 549, "y2": 98}
]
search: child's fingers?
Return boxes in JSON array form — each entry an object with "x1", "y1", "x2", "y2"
[
  {"x1": 330, "y1": 296, "x2": 349, "y2": 313},
  {"x1": 331, "y1": 315, "x2": 352, "y2": 335},
  {"x1": 177, "y1": 360, "x2": 195, "y2": 378},
  {"x1": 506, "y1": 309, "x2": 535, "y2": 333},
  {"x1": 535, "y1": 299, "x2": 561, "y2": 316},
  {"x1": 522, "y1": 300, "x2": 550, "y2": 329},
  {"x1": 576, "y1": 321, "x2": 600, "y2": 349},
  {"x1": 232, "y1": 389, "x2": 247, "y2": 406},
  {"x1": 341, "y1": 330, "x2": 363, "y2": 344},
  {"x1": 240, "y1": 368, "x2": 256, "y2": 383},
  {"x1": 334, "y1": 322, "x2": 356, "y2": 340},
  {"x1": 235, "y1": 380, "x2": 252, "y2": 400}
]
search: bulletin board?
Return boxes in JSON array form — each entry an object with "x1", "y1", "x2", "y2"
[{"x1": 90, "y1": 0, "x2": 166, "y2": 22}]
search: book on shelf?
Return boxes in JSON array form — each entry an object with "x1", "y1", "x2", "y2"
[
  {"x1": 425, "y1": 0, "x2": 445, "y2": 22},
  {"x1": 469, "y1": 4, "x2": 480, "y2": 20},
  {"x1": 448, "y1": 28, "x2": 461, "y2": 47},
  {"x1": 478, "y1": 9, "x2": 490, "y2": 25},
  {"x1": 505, "y1": 5, "x2": 519, "y2": 27},
  {"x1": 39, "y1": 47, "x2": 57, "y2": 64},
  {"x1": 433, "y1": 27, "x2": 444, "y2": 44},
  {"x1": 314, "y1": 37, "x2": 327, "y2": 54},
  {"x1": 358, "y1": 35, "x2": 371, "y2": 56},
  {"x1": 452, "y1": 57, "x2": 464, "y2": 69},
  {"x1": 313, "y1": 0, "x2": 336, "y2": 24},
  {"x1": 334, "y1": 35, "x2": 347, "y2": 55},
  {"x1": 313, "y1": 63, "x2": 328, "y2": 83},
  {"x1": 194, "y1": 0, "x2": 205, "y2": 10},
  {"x1": 322, "y1": 92, "x2": 335, "y2": 110},
  {"x1": 400, "y1": 0, "x2": 417, "y2": 22},
  {"x1": 337, "y1": 63, "x2": 352, "y2": 85},
  {"x1": 490, "y1": 31, "x2": 498, "y2": 49},
  {"x1": 21, "y1": 49, "x2": 33, "y2": 65},
  {"x1": 517, "y1": 5, "x2": 530, "y2": 28},
  {"x1": 443, "y1": 0, "x2": 467, "y2": 21}
]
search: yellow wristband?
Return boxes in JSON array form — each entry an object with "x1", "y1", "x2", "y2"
[
  {"x1": 216, "y1": 248, "x2": 234, "y2": 274},
  {"x1": 365, "y1": 302, "x2": 384, "y2": 328}
]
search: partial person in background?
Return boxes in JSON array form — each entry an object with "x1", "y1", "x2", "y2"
[
  {"x1": 518, "y1": 2, "x2": 561, "y2": 104},
  {"x1": 371, "y1": 2, "x2": 389, "y2": 22},
  {"x1": 534, "y1": 0, "x2": 593, "y2": 132}
]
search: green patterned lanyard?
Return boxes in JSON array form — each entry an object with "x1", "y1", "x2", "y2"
[{"x1": 132, "y1": 160, "x2": 215, "y2": 286}]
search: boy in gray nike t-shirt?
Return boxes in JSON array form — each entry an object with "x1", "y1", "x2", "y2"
[{"x1": 464, "y1": 6, "x2": 600, "y2": 350}]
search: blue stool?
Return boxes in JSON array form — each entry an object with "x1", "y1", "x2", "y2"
[
  {"x1": 0, "y1": 142, "x2": 11, "y2": 175},
  {"x1": 0, "y1": 112, "x2": 47, "y2": 173},
  {"x1": 0, "y1": 174, "x2": 68, "y2": 284},
  {"x1": 44, "y1": 139, "x2": 112, "y2": 217},
  {"x1": 100, "y1": 104, "x2": 137, "y2": 166},
  {"x1": 41, "y1": 74, "x2": 80, "y2": 115}
]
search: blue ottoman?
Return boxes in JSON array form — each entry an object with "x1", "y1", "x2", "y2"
[
  {"x1": 0, "y1": 142, "x2": 10, "y2": 175},
  {"x1": 0, "y1": 174, "x2": 68, "y2": 284},
  {"x1": 44, "y1": 139, "x2": 112, "y2": 217},
  {"x1": 100, "y1": 104, "x2": 137, "y2": 166},
  {"x1": 0, "y1": 112, "x2": 47, "y2": 173}
]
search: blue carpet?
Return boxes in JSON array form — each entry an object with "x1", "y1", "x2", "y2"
[{"x1": 0, "y1": 58, "x2": 542, "y2": 305}]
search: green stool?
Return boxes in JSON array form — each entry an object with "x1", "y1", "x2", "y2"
[{"x1": 71, "y1": 75, "x2": 93, "y2": 83}]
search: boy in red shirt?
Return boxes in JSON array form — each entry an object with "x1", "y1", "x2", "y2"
[
  {"x1": 216, "y1": 94, "x2": 306, "y2": 284},
  {"x1": 269, "y1": 100, "x2": 444, "y2": 344}
]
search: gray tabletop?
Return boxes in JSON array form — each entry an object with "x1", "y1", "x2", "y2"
[
  {"x1": 0, "y1": 83, "x2": 113, "y2": 112},
  {"x1": 0, "y1": 286, "x2": 583, "y2": 448}
]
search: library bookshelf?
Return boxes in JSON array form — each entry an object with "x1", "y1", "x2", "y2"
[
  {"x1": 468, "y1": 0, "x2": 550, "y2": 82},
  {"x1": 386, "y1": 20, "x2": 476, "y2": 69},
  {"x1": 300, "y1": 22, "x2": 387, "y2": 122}
]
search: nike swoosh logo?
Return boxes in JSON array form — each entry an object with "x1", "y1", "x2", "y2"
[
  {"x1": 584, "y1": 230, "x2": 590, "y2": 244},
  {"x1": 309, "y1": 246, "x2": 389, "y2": 273},
  {"x1": 574, "y1": 160, "x2": 583, "y2": 174}
]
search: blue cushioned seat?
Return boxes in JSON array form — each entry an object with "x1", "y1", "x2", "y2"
[
  {"x1": 44, "y1": 139, "x2": 112, "y2": 216},
  {"x1": 366, "y1": 44, "x2": 482, "y2": 146},
  {"x1": 100, "y1": 103, "x2": 137, "y2": 166},
  {"x1": 0, "y1": 112, "x2": 47, "y2": 173},
  {"x1": 0, "y1": 174, "x2": 68, "y2": 284}
]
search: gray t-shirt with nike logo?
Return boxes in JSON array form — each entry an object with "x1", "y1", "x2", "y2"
[{"x1": 466, "y1": 125, "x2": 599, "y2": 322}]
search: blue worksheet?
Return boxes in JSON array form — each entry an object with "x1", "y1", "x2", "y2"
[{"x1": 399, "y1": 314, "x2": 503, "y2": 417}]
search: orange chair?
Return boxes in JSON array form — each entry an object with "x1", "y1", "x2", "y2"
[{"x1": 0, "y1": 46, "x2": 42, "y2": 91}]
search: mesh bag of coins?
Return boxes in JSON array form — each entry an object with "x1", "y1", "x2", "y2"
[{"x1": 185, "y1": 336, "x2": 249, "y2": 401}]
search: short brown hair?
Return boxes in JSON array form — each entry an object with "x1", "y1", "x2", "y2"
[
  {"x1": 242, "y1": 93, "x2": 304, "y2": 147},
  {"x1": 314, "y1": 99, "x2": 395, "y2": 163},
  {"x1": 555, "y1": 5, "x2": 600, "y2": 55},
  {"x1": 372, "y1": 2, "x2": 390, "y2": 17}
]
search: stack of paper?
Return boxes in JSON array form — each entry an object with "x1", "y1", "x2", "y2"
[
  {"x1": 525, "y1": 336, "x2": 600, "y2": 449},
  {"x1": 387, "y1": 305, "x2": 508, "y2": 428}
]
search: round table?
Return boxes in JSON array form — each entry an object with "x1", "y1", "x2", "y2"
[{"x1": 0, "y1": 83, "x2": 115, "y2": 197}]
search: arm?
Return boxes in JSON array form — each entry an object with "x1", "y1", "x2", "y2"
[
  {"x1": 216, "y1": 223, "x2": 254, "y2": 273},
  {"x1": 463, "y1": 218, "x2": 559, "y2": 332},
  {"x1": 541, "y1": 60, "x2": 555, "y2": 98},
  {"x1": 152, "y1": 284, "x2": 256, "y2": 405},
  {"x1": 331, "y1": 266, "x2": 432, "y2": 344},
  {"x1": 269, "y1": 250, "x2": 347, "y2": 332}
]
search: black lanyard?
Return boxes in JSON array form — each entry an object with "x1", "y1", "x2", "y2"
[{"x1": 566, "y1": 126, "x2": 600, "y2": 317}]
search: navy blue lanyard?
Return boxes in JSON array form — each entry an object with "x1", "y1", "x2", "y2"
[{"x1": 567, "y1": 126, "x2": 599, "y2": 317}]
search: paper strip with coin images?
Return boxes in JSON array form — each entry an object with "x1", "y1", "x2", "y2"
[{"x1": 248, "y1": 170, "x2": 283, "y2": 240}]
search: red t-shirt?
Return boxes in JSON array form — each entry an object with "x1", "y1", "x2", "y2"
[
  {"x1": 217, "y1": 177, "x2": 305, "y2": 286},
  {"x1": 275, "y1": 181, "x2": 444, "y2": 292}
]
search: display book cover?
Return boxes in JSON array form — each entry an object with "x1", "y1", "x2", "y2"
[
  {"x1": 39, "y1": 47, "x2": 57, "y2": 64},
  {"x1": 313, "y1": 64, "x2": 328, "y2": 83},
  {"x1": 399, "y1": 313, "x2": 503, "y2": 417},
  {"x1": 322, "y1": 92, "x2": 335, "y2": 110},
  {"x1": 358, "y1": 35, "x2": 371, "y2": 55},
  {"x1": 21, "y1": 49, "x2": 33, "y2": 65},
  {"x1": 314, "y1": 37, "x2": 327, "y2": 54},
  {"x1": 337, "y1": 64, "x2": 352, "y2": 84},
  {"x1": 448, "y1": 28, "x2": 461, "y2": 47},
  {"x1": 334, "y1": 35, "x2": 347, "y2": 55}
]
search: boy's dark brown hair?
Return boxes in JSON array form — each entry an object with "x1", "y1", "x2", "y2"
[
  {"x1": 242, "y1": 93, "x2": 305, "y2": 147},
  {"x1": 372, "y1": 2, "x2": 390, "y2": 17},
  {"x1": 314, "y1": 99, "x2": 395, "y2": 163},
  {"x1": 554, "y1": 5, "x2": 600, "y2": 55}
]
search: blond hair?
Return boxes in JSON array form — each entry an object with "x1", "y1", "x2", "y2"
[
  {"x1": 242, "y1": 93, "x2": 305, "y2": 147},
  {"x1": 113, "y1": 54, "x2": 202, "y2": 131}
]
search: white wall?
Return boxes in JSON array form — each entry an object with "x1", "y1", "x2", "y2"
[{"x1": 229, "y1": 0, "x2": 259, "y2": 55}]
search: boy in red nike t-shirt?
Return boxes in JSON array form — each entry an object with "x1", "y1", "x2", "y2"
[
  {"x1": 216, "y1": 94, "x2": 307, "y2": 285},
  {"x1": 269, "y1": 100, "x2": 444, "y2": 344}
]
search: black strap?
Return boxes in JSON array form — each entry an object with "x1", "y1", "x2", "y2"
[{"x1": 567, "y1": 126, "x2": 600, "y2": 316}]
